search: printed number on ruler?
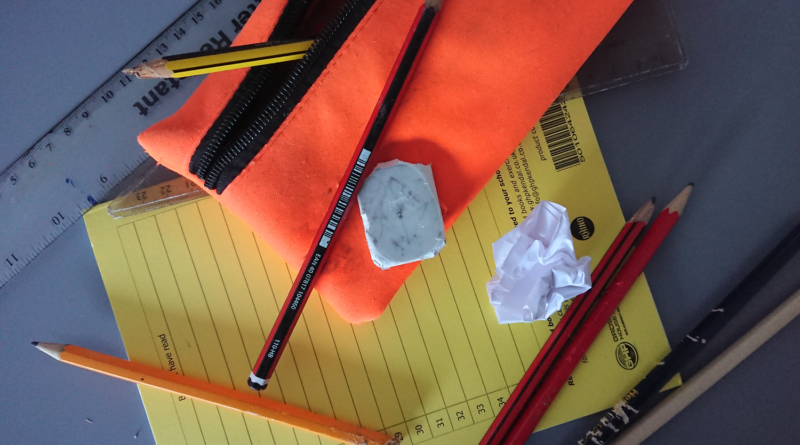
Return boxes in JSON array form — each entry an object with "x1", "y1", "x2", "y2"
[{"x1": 0, "y1": 0, "x2": 264, "y2": 288}]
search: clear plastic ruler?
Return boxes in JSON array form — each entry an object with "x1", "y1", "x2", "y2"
[{"x1": 0, "y1": 0, "x2": 260, "y2": 288}]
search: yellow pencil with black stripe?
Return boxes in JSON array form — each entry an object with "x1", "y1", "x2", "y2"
[{"x1": 123, "y1": 38, "x2": 314, "y2": 79}]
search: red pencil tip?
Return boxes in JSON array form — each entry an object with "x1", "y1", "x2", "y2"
[{"x1": 666, "y1": 185, "x2": 693, "y2": 216}]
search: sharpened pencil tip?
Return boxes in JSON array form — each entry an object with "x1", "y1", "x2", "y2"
[
  {"x1": 688, "y1": 182, "x2": 695, "y2": 187},
  {"x1": 650, "y1": 197, "x2": 656, "y2": 203},
  {"x1": 666, "y1": 184, "x2": 693, "y2": 216},
  {"x1": 33, "y1": 342, "x2": 66, "y2": 360},
  {"x1": 31, "y1": 342, "x2": 38, "y2": 346},
  {"x1": 630, "y1": 198, "x2": 656, "y2": 224},
  {"x1": 122, "y1": 59, "x2": 171, "y2": 79}
]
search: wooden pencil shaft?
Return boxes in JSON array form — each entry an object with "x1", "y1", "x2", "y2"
[
  {"x1": 615, "y1": 288, "x2": 800, "y2": 445},
  {"x1": 509, "y1": 204, "x2": 683, "y2": 444},
  {"x1": 481, "y1": 220, "x2": 644, "y2": 445},
  {"x1": 57, "y1": 345, "x2": 392, "y2": 445},
  {"x1": 578, "y1": 220, "x2": 800, "y2": 444}
]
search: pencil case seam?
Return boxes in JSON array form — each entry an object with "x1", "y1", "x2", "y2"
[{"x1": 224, "y1": 0, "x2": 391, "y2": 190}]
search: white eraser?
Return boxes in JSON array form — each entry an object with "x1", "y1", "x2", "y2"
[{"x1": 357, "y1": 160, "x2": 446, "y2": 270}]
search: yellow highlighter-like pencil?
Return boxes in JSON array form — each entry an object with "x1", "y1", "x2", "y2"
[
  {"x1": 33, "y1": 342, "x2": 398, "y2": 445},
  {"x1": 123, "y1": 39, "x2": 314, "y2": 78}
]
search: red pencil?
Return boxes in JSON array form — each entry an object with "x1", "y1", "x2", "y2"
[
  {"x1": 248, "y1": 0, "x2": 443, "y2": 391},
  {"x1": 480, "y1": 198, "x2": 656, "y2": 445},
  {"x1": 502, "y1": 184, "x2": 693, "y2": 445}
]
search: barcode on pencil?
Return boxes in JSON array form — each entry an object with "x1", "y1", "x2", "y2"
[
  {"x1": 320, "y1": 233, "x2": 332, "y2": 247},
  {"x1": 540, "y1": 103, "x2": 581, "y2": 172},
  {"x1": 318, "y1": 150, "x2": 371, "y2": 248}
]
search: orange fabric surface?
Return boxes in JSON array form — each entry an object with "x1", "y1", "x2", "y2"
[
  {"x1": 139, "y1": 0, "x2": 633, "y2": 323},
  {"x1": 140, "y1": 0, "x2": 288, "y2": 170}
]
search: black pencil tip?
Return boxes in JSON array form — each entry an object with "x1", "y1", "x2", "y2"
[
  {"x1": 650, "y1": 197, "x2": 656, "y2": 203},
  {"x1": 31, "y1": 342, "x2": 39, "y2": 346},
  {"x1": 688, "y1": 182, "x2": 694, "y2": 187}
]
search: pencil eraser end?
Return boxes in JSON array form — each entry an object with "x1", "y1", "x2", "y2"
[{"x1": 247, "y1": 374, "x2": 268, "y2": 391}]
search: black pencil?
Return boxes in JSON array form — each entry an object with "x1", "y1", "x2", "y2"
[
  {"x1": 247, "y1": 0, "x2": 443, "y2": 391},
  {"x1": 577, "y1": 220, "x2": 800, "y2": 445}
]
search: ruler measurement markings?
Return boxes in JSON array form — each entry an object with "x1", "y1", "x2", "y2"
[{"x1": 0, "y1": 0, "x2": 264, "y2": 288}]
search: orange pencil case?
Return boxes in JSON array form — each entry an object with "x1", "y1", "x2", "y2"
[{"x1": 138, "y1": 0, "x2": 633, "y2": 324}]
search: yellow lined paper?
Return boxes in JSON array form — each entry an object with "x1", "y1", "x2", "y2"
[{"x1": 86, "y1": 97, "x2": 677, "y2": 445}]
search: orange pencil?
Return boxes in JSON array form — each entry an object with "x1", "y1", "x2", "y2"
[
  {"x1": 33, "y1": 342, "x2": 398, "y2": 445},
  {"x1": 502, "y1": 184, "x2": 693, "y2": 444}
]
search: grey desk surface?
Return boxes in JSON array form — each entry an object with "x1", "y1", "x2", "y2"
[{"x1": 1, "y1": 0, "x2": 799, "y2": 444}]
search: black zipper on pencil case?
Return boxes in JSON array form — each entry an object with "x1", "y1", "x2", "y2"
[
  {"x1": 189, "y1": 0, "x2": 314, "y2": 178},
  {"x1": 191, "y1": 0, "x2": 376, "y2": 193}
]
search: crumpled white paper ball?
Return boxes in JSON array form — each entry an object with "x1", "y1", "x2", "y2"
[{"x1": 486, "y1": 200, "x2": 592, "y2": 324}]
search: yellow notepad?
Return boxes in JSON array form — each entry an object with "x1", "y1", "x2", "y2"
[{"x1": 85, "y1": 97, "x2": 677, "y2": 445}]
